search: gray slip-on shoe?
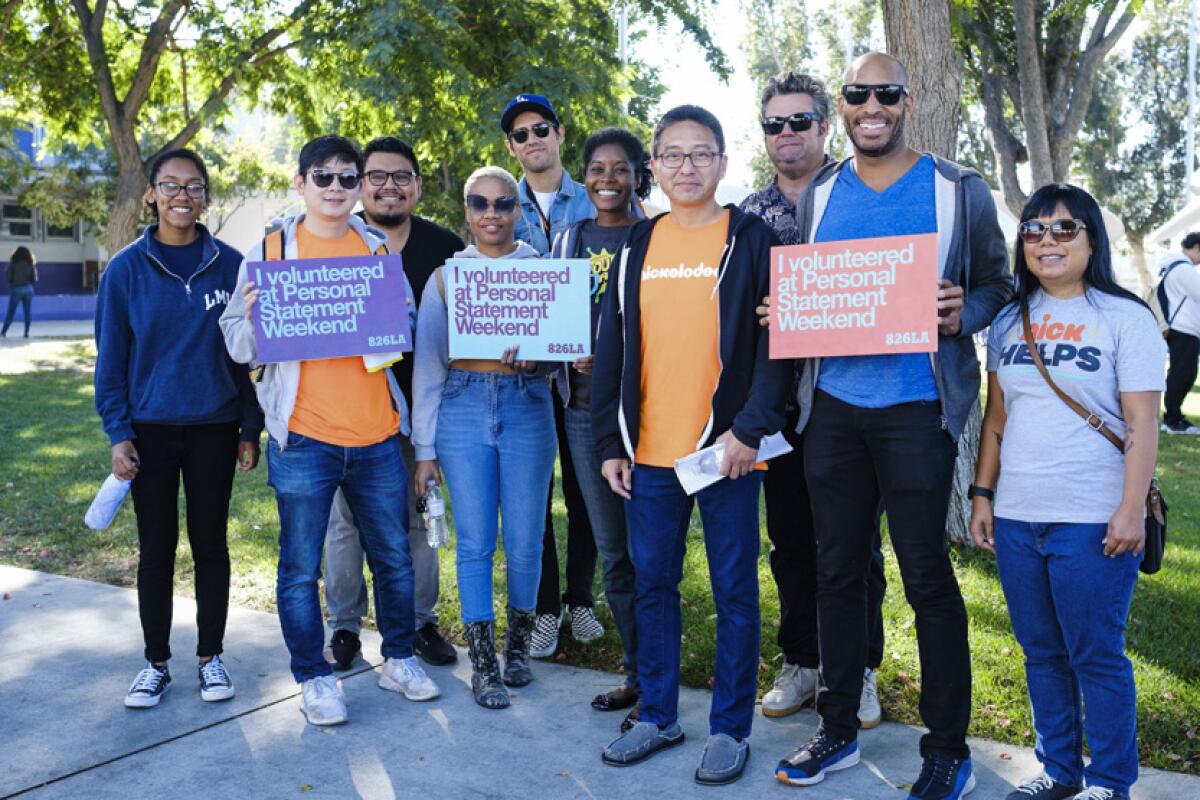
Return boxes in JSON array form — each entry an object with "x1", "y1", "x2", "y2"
[
  {"x1": 695, "y1": 733, "x2": 750, "y2": 785},
  {"x1": 602, "y1": 720, "x2": 686, "y2": 766}
]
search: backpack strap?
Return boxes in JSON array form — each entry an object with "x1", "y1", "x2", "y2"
[
  {"x1": 266, "y1": 228, "x2": 286, "y2": 261},
  {"x1": 435, "y1": 267, "x2": 446, "y2": 300}
]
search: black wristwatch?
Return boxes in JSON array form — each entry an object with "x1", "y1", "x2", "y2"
[{"x1": 967, "y1": 485, "x2": 995, "y2": 502}]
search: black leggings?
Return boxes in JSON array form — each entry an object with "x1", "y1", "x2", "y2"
[
  {"x1": 130, "y1": 421, "x2": 239, "y2": 662},
  {"x1": 1164, "y1": 330, "x2": 1199, "y2": 426}
]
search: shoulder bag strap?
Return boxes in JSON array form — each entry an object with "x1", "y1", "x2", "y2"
[{"x1": 1021, "y1": 303, "x2": 1125, "y2": 453}]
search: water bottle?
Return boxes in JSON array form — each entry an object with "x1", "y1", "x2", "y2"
[
  {"x1": 420, "y1": 481, "x2": 450, "y2": 548},
  {"x1": 85, "y1": 473, "x2": 132, "y2": 530}
]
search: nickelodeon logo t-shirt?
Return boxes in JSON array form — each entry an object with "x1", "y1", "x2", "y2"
[
  {"x1": 985, "y1": 289, "x2": 1166, "y2": 524},
  {"x1": 636, "y1": 211, "x2": 728, "y2": 467}
]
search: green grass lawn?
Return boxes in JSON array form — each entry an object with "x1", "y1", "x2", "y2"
[{"x1": 2, "y1": 344, "x2": 1198, "y2": 773}]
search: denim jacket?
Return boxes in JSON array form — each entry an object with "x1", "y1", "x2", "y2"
[{"x1": 514, "y1": 172, "x2": 596, "y2": 254}]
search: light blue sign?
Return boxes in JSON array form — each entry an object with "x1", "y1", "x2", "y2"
[{"x1": 444, "y1": 258, "x2": 591, "y2": 361}]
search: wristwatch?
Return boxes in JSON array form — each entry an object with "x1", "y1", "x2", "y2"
[{"x1": 967, "y1": 485, "x2": 995, "y2": 502}]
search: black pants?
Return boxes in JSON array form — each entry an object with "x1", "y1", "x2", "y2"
[
  {"x1": 1164, "y1": 330, "x2": 1199, "y2": 426},
  {"x1": 804, "y1": 391, "x2": 971, "y2": 757},
  {"x1": 130, "y1": 421, "x2": 239, "y2": 663},
  {"x1": 538, "y1": 397, "x2": 597, "y2": 613},
  {"x1": 763, "y1": 424, "x2": 887, "y2": 670}
]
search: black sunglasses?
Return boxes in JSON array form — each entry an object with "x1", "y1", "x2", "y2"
[
  {"x1": 1018, "y1": 218, "x2": 1088, "y2": 244},
  {"x1": 841, "y1": 84, "x2": 906, "y2": 106},
  {"x1": 761, "y1": 112, "x2": 819, "y2": 135},
  {"x1": 365, "y1": 169, "x2": 418, "y2": 187},
  {"x1": 308, "y1": 169, "x2": 361, "y2": 190},
  {"x1": 466, "y1": 194, "x2": 518, "y2": 214},
  {"x1": 508, "y1": 122, "x2": 557, "y2": 145}
]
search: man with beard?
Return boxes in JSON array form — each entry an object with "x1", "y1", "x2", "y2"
[
  {"x1": 772, "y1": 53, "x2": 1011, "y2": 800},
  {"x1": 321, "y1": 137, "x2": 464, "y2": 670},
  {"x1": 740, "y1": 71, "x2": 886, "y2": 729}
]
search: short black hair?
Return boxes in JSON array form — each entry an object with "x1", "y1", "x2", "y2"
[
  {"x1": 363, "y1": 136, "x2": 420, "y2": 177},
  {"x1": 582, "y1": 127, "x2": 653, "y2": 200},
  {"x1": 760, "y1": 72, "x2": 830, "y2": 120},
  {"x1": 1183, "y1": 232, "x2": 1200, "y2": 250},
  {"x1": 145, "y1": 148, "x2": 210, "y2": 220},
  {"x1": 652, "y1": 105, "x2": 724, "y2": 157},
  {"x1": 298, "y1": 135, "x2": 363, "y2": 176}
]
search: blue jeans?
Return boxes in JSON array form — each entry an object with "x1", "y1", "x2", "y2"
[
  {"x1": 564, "y1": 406, "x2": 638, "y2": 690},
  {"x1": 267, "y1": 432, "x2": 415, "y2": 683},
  {"x1": 435, "y1": 370, "x2": 557, "y2": 622},
  {"x1": 2, "y1": 284, "x2": 33, "y2": 336},
  {"x1": 995, "y1": 517, "x2": 1141, "y2": 794},
  {"x1": 626, "y1": 464, "x2": 762, "y2": 739}
]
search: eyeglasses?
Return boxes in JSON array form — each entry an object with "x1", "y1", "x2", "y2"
[
  {"x1": 155, "y1": 181, "x2": 206, "y2": 199},
  {"x1": 654, "y1": 150, "x2": 722, "y2": 169},
  {"x1": 465, "y1": 194, "x2": 518, "y2": 214},
  {"x1": 507, "y1": 122, "x2": 557, "y2": 144},
  {"x1": 1018, "y1": 218, "x2": 1088, "y2": 244},
  {"x1": 761, "y1": 112, "x2": 820, "y2": 135},
  {"x1": 365, "y1": 169, "x2": 418, "y2": 187},
  {"x1": 308, "y1": 169, "x2": 361, "y2": 190},
  {"x1": 841, "y1": 84, "x2": 907, "y2": 106}
]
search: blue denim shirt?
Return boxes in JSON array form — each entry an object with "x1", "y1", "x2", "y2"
[{"x1": 514, "y1": 172, "x2": 596, "y2": 255}]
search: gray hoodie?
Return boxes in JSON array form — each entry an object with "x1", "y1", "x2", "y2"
[{"x1": 411, "y1": 240, "x2": 543, "y2": 460}]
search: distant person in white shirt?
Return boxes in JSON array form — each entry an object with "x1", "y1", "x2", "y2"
[{"x1": 1159, "y1": 231, "x2": 1200, "y2": 435}]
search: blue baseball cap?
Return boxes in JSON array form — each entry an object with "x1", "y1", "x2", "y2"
[{"x1": 500, "y1": 94, "x2": 560, "y2": 133}]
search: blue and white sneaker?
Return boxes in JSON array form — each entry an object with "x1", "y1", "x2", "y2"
[
  {"x1": 775, "y1": 728, "x2": 860, "y2": 786},
  {"x1": 125, "y1": 662, "x2": 171, "y2": 708},
  {"x1": 908, "y1": 754, "x2": 975, "y2": 799}
]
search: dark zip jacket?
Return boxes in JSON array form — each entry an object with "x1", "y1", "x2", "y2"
[
  {"x1": 591, "y1": 205, "x2": 791, "y2": 463},
  {"x1": 95, "y1": 224, "x2": 264, "y2": 446}
]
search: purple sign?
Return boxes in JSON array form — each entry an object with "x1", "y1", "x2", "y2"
[{"x1": 250, "y1": 254, "x2": 412, "y2": 363}]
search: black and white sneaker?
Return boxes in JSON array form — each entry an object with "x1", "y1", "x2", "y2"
[
  {"x1": 1005, "y1": 773, "x2": 1081, "y2": 800},
  {"x1": 125, "y1": 663, "x2": 171, "y2": 708},
  {"x1": 568, "y1": 605, "x2": 605, "y2": 642},
  {"x1": 529, "y1": 612, "x2": 561, "y2": 658},
  {"x1": 1161, "y1": 418, "x2": 1200, "y2": 435},
  {"x1": 199, "y1": 654, "x2": 236, "y2": 702}
]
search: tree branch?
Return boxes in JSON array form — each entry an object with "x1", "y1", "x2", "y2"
[
  {"x1": 71, "y1": 0, "x2": 129, "y2": 157},
  {"x1": 1012, "y1": 0, "x2": 1054, "y2": 187},
  {"x1": 1057, "y1": 8, "x2": 1135, "y2": 174},
  {"x1": 981, "y1": 69, "x2": 1026, "y2": 215},
  {"x1": 121, "y1": 0, "x2": 187, "y2": 117}
]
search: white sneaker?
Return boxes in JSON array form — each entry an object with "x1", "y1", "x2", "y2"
[
  {"x1": 762, "y1": 662, "x2": 818, "y2": 717},
  {"x1": 300, "y1": 675, "x2": 348, "y2": 725},
  {"x1": 378, "y1": 655, "x2": 440, "y2": 701},
  {"x1": 198, "y1": 654, "x2": 235, "y2": 702},
  {"x1": 125, "y1": 663, "x2": 171, "y2": 708},
  {"x1": 858, "y1": 668, "x2": 882, "y2": 729},
  {"x1": 529, "y1": 612, "x2": 561, "y2": 658},
  {"x1": 1161, "y1": 420, "x2": 1200, "y2": 435},
  {"x1": 568, "y1": 605, "x2": 605, "y2": 643}
]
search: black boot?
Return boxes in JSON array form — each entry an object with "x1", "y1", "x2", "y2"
[
  {"x1": 503, "y1": 607, "x2": 536, "y2": 687},
  {"x1": 464, "y1": 621, "x2": 509, "y2": 710}
]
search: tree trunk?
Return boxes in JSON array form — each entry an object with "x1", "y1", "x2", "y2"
[
  {"x1": 1013, "y1": 0, "x2": 1055, "y2": 189},
  {"x1": 106, "y1": 161, "x2": 147, "y2": 257},
  {"x1": 1128, "y1": 235, "x2": 1153, "y2": 294},
  {"x1": 946, "y1": 398, "x2": 982, "y2": 546},
  {"x1": 882, "y1": 0, "x2": 960, "y2": 159}
]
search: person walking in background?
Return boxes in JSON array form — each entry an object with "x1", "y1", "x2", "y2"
[
  {"x1": 550, "y1": 127, "x2": 650, "y2": 723},
  {"x1": 321, "y1": 136, "x2": 464, "y2": 671},
  {"x1": 94, "y1": 148, "x2": 263, "y2": 709},
  {"x1": 1158, "y1": 231, "x2": 1200, "y2": 435},
  {"x1": 2, "y1": 245, "x2": 37, "y2": 338},
  {"x1": 411, "y1": 166, "x2": 558, "y2": 710},
  {"x1": 972, "y1": 184, "x2": 1163, "y2": 800}
]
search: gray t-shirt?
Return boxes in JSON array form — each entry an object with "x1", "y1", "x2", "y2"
[{"x1": 986, "y1": 289, "x2": 1166, "y2": 524}]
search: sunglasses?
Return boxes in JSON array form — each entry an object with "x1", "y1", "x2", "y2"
[
  {"x1": 841, "y1": 84, "x2": 906, "y2": 106},
  {"x1": 308, "y1": 169, "x2": 361, "y2": 190},
  {"x1": 1018, "y1": 218, "x2": 1088, "y2": 244},
  {"x1": 465, "y1": 194, "x2": 518, "y2": 215},
  {"x1": 508, "y1": 122, "x2": 557, "y2": 144},
  {"x1": 155, "y1": 180, "x2": 206, "y2": 199},
  {"x1": 761, "y1": 112, "x2": 819, "y2": 135},
  {"x1": 365, "y1": 169, "x2": 418, "y2": 187}
]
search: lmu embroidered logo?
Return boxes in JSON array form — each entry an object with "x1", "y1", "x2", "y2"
[{"x1": 204, "y1": 289, "x2": 231, "y2": 311}]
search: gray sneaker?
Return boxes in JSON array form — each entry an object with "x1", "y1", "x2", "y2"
[
  {"x1": 601, "y1": 720, "x2": 686, "y2": 766},
  {"x1": 695, "y1": 733, "x2": 750, "y2": 785}
]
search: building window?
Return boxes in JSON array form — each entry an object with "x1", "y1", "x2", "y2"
[
  {"x1": 1, "y1": 201, "x2": 34, "y2": 239},
  {"x1": 45, "y1": 220, "x2": 79, "y2": 241}
]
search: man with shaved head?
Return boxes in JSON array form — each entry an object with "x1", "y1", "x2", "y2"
[{"x1": 771, "y1": 53, "x2": 1012, "y2": 799}]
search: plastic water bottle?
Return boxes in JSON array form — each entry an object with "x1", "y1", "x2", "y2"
[
  {"x1": 85, "y1": 473, "x2": 132, "y2": 530},
  {"x1": 421, "y1": 481, "x2": 450, "y2": 548}
]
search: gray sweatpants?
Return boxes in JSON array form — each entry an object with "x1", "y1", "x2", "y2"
[{"x1": 323, "y1": 435, "x2": 440, "y2": 632}]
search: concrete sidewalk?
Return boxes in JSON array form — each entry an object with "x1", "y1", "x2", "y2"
[{"x1": 1, "y1": 565, "x2": 1196, "y2": 800}]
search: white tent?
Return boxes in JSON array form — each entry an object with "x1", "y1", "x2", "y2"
[{"x1": 1148, "y1": 193, "x2": 1200, "y2": 247}]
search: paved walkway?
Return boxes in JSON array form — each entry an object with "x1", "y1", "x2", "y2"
[{"x1": 2, "y1": 566, "x2": 1196, "y2": 799}]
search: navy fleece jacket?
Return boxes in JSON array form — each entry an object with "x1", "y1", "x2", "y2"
[{"x1": 94, "y1": 224, "x2": 264, "y2": 446}]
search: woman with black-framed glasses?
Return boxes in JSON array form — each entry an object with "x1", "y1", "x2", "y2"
[{"x1": 94, "y1": 148, "x2": 263, "y2": 710}]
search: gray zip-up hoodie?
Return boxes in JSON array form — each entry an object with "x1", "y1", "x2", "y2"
[
  {"x1": 219, "y1": 213, "x2": 417, "y2": 448},
  {"x1": 793, "y1": 155, "x2": 1013, "y2": 441},
  {"x1": 411, "y1": 240, "x2": 544, "y2": 461}
]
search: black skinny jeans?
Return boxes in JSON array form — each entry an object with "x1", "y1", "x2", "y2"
[
  {"x1": 538, "y1": 396, "x2": 597, "y2": 613},
  {"x1": 1164, "y1": 330, "x2": 1199, "y2": 426},
  {"x1": 130, "y1": 421, "x2": 239, "y2": 663},
  {"x1": 763, "y1": 423, "x2": 887, "y2": 670},
  {"x1": 804, "y1": 391, "x2": 971, "y2": 757}
]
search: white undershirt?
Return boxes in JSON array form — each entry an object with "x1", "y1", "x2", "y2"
[{"x1": 532, "y1": 189, "x2": 556, "y2": 219}]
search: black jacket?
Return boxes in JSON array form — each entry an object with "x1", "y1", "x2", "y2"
[{"x1": 591, "y1": 204, "x2": 791, "y2": 463}]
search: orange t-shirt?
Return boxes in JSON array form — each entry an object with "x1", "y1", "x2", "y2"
[
  {"x1": 287, "y1": 224, "x2": 400, "y2": 447},
  {"x1": 635, "y1": 212, "x2": 728, "y2": 467}
]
